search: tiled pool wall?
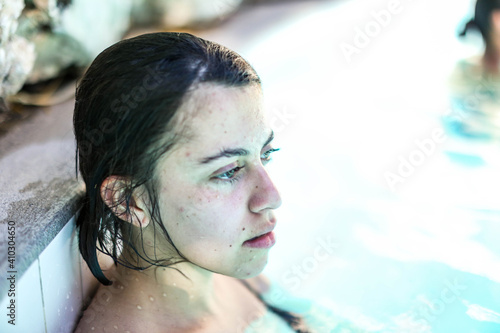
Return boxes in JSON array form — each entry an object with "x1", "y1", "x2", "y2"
[{"x1": 0, "y1": 216, "x2": 99, "y2": 333}]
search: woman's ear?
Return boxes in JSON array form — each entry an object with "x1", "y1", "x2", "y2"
[{"x1": 100, "y1": 176, "x2": 150, "y2": 228}]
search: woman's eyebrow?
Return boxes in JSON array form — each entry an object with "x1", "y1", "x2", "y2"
[{"x1": 198, "y1": 130, "x2": 274, "y2": 165}]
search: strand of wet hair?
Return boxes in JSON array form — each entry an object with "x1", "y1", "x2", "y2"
[{"x1": 459, "y1": 19, "x2": 479, "y2": 37}]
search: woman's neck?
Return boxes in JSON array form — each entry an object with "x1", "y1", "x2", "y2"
[
  {"x1": 111, "y1": 261, "x2": 223, "y2": 322},
  {"x1": 483, "y1": 41, "x2": 500, "y2": 74}
]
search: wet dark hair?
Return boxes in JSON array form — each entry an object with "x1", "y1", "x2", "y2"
[
  {"x1": 74, "y1": 32, "x2": 261, "y2": 285},
  {"x1": 459, "y1": 0, "x2": 500, "y2": 42},
  {"x1": 74, "y1": 32, "x2": 309, "y2": 332}
]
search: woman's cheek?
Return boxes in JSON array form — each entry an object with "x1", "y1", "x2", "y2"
[{"x1": 167, "y1": 183, "x2": 248, "y2": 243}]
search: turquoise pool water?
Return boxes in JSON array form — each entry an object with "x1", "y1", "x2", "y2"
[{"x1": 201, "y1": 0, "x2": 500, "y2": 331}]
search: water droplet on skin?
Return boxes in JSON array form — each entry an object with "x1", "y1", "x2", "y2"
[
  {"x1": 236, "y1": 268, "x2": 242, "y2": 272},
  {"x1": 162, "y1": 293, "x2": 167, "y2": 297},
  {"x1": 91, "y1": 327, "x2": 95, "y2": 331},
  {"x1": 137, "y1": 305, "x2": 142, "y2": 310},
  {"x1": 119, "y1": 285, "x2": 124, "y2": 290},
  {"x1": 173, "y1": 283, "x2": 176, "y2": 286},
  {"x1": 71, "y1": 307, "x2": 74, "y2": 312},
  {"x1": 149, "y1": 296, "x2": 154, "y2": 302},
  {"x1": 114, "y1": 325, "x2": 118, "y2": 330},
  {"x1": 252, "y1": 256, "x2": 256, "y2": 259}
]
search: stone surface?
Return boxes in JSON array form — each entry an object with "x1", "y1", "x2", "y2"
[
  {"x1": 0, "y1": 0, "x2": 36, "y2": 98},
  {"x1": 131, "y1": 0, "x2": 244, "y2": 27},
  {"x1": 0, "y1": 0, "x2": 24, "y2": 42},
  {"x1": 26, "y1": 31, "x2": 88, "y2": 84},
  {"x1": 0, "y1": 0, "x2": 133, "y2": 101},
  {"x1": 155, "y1": 0, "x2": 244, "y2": 28},
  {"x1": 0, "y1": 35, "x2": 35, "y2": 97},
  {"x1": 0, "y1": 98, "x2": 84, "y2": 298},
  {"x1": 59, "y1": 0, "x2": 133, "y2": 59}
]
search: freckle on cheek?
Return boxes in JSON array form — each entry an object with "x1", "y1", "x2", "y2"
[
  {"x1": 255, "y1": 186, "x2": 258, "y2": 189},
  {"x1": 242, "y1": 228, "x2": 245, "y2": 231}
]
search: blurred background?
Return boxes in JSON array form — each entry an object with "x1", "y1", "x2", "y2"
[{"x1": 1, "y1": 0, "x2": 500, "y2": 332}]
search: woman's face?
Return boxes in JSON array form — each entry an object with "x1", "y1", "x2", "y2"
[
  {"x1": 152, "y1": 83, "x2": 282, "y2": 278},
  {"x1": 490, "y1": 10, "x2": 500, "y2": 44}
]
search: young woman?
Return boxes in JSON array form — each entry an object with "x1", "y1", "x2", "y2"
[
  {"x1": 72, "y1": 31, "x2": 311, "y2": 333},
  {"x1": 460, "y1": 0, "x2": 500, "y2": 73},
  {"x1": 446, "y1": 0, "x2": 500, "y2": 141}
]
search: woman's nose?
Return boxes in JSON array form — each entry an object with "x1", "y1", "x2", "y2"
[{"x1": 248, "y1": 165, "x2": 282, "y2": 213}]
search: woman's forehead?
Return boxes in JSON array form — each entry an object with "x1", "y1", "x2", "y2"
[
  {"x1": 157, "y1": 84, "x2": 269, "y2": 168},
  {"x1": 176, "y1": 84, "x2": 266, "y2": 144}
]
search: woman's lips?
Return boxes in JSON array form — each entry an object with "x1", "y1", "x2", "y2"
[{"x1": 242, "y1": 231, "x2": 276, "y2": 249}]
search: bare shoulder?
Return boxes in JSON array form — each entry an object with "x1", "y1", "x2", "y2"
[
  {"x1": 243, "y1": 274, "x2": 271, "y2": 295},
  {"x1": 74, "y1": 302, "x2": 156, "y2": 333},
  {"x1": 74, "y1": 303, "x2": 114, "y2": 333},
  {"x1": 73, "y1": 286, "x2": 145, "y2": 333},
  {"x1": 74, "y1": 301, "x2": 122, "y2": 333},
  {"x1": 74, "y1": 285, "x2": 200, "y2": 333}
]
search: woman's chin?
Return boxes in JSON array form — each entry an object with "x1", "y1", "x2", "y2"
[{"x1": 231, "y1": 256, "x2": 269, "y2": 279}]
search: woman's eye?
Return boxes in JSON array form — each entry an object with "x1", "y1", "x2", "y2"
[
  {"x1": 261, "y1": 148, "x2": 280, "y2": 163},
  {"x1": 215, "y1": 166, "x2": 244, "y2": 182},
  {"x1": 213, "y1": 148, "x2": 279, "y2": 184}
]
